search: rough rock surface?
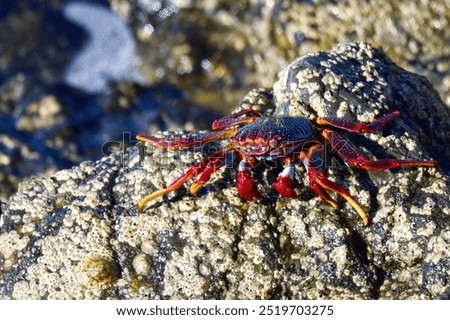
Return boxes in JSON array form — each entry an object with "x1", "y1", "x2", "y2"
[
  {"x1": 1, "y1": 43, "x2": 449, "y2": 299},
  {"x1": 110, "y1": 0, "x2": 450, "y2": 108},
  {"x1": 2, "y1": 0, "x2": 450, "y2": 203}
]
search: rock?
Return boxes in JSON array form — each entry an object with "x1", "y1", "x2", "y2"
[
  {"x1": 109, "y1": 0, "x2": 450, "y2": 109},
  {"x1": 273, "y1": 43, "x2": 450, "y2": 299},
  {"x1": 273, "y1": 42, "x2": 450, "y2": 170},
  {"x1": 1, "y1": 43, "x2": 448, "y2": 299},
  {"x1": 2, "y1": 0, "x2": 450, "y2": 204}
]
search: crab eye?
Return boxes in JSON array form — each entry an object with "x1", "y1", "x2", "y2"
[{"x1": 269, "y1": 139, "x2": 278, "y2": 148}]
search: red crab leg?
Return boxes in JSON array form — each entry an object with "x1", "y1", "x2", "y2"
[
  {"x1": 137, "y1": 146, "x2": 232, "y2": 212},
  {"x1": 136, "y1": 128, "x2": 237, "y2": 150},
  {"x1": 236, "y1": 158, "x2": 262, "y2": 201},
  {"x1": 212, "y1": 108, "x2": 262, "y2": 130},
  {"x1": 189, "y1": 149, "x2": 235, "y2": 196},
  {"x1": 314, "y1": 111, "x2": 400, "y2": 133},
  {"x1": 300, "y1": 144, "x2": 369, "y2": 226},
  {"x1": 272, "y1": 158, "x2": 297, "y2": 198},
  {"x1": 322, "y1": 129, "x2": 438, "y2": 169}
]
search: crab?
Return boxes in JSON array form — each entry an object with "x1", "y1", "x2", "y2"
[{"x1": 136, "y1": 108, "x2": 437, "y2": 226}]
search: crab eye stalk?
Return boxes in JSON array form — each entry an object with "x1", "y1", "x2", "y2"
[{"x1": 268, "y1": 139, "x2": 278, "y2": 148}]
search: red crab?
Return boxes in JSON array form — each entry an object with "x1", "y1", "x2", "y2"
[{"x1": 136, "y1": 108, "x2": 437, "y2": 226}]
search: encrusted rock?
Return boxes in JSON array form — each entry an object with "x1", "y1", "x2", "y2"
[
  {"x1": 273, "y1": 42, "x2": 450, "y2": 167},
  {"x1": 1, "y1": 43, "x2": 449, "y2": 299},
  {"x1": 2, "y1": 0, "x2": 450, "y2": 203}
]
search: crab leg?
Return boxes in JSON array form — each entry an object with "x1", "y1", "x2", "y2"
[
  {"x1": 189, "y1": 149, "x2": 234, "y2": 196},
  {"x1": 314, "y1": 111, "x2": 400, "y2": 133},
  {"x1": 137, "y1": 146, "x2": 232, "y2": 212},
  {"x1": 137, "y1": 128, "x2": 237, "y2": 150},
  {"x1": 300, "y1": 144, "x2": 369, "y2": 226},
  {"x1": 322, "y1": 129, "x2": 438, "y2": 169},
  {"x1": 212, "y1": 108, "x2": 262, "y2": 130}
]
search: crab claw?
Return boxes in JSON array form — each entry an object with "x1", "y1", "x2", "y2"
[
  {"x1": 237, "y1": 160, "x2": 262, "y2": 201},
  {"x1": 273, "y1": 162, "x2": 297, "y2": 198}
]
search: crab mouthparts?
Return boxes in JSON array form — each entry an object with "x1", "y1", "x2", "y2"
[{"x1": 240, "y1": 143, "x2": 269, "y2": 156}]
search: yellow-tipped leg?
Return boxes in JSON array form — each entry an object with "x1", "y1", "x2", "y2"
[
  {"x1": 323, "y1": 197, "x2": 340, "y2": 210},
  {"x1": 137, "y1": 189, "x2": 173, "y2": 213},
  {"x1": 137, "y1": 146, "x2": 232, "y2": 212},
  {"x1": 310, "y1": 180, "x2": 340, "y2": 210},
  {"x1": 339, "y1": 192, "x2": 369, "y2": 227},
  {"x1": 137, "y1": 170, "x2": 198, "y2": 212},
  {"x1": 301, "y1": 145, "x2": 370, "y2": 226},
  {"x1": 315, "y1": 178, "x2": 369, "y2": 227},
  {"x1": 189, "y1": 182, "x2": 204, "y2": 196},
  {"x1": 188, "y1": 165, "x2": 217, "y2": 197}
]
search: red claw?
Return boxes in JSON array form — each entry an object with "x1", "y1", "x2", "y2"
[
  {"x1": 237, "y1": 161, "x2": 262, "y2": 201},
  {"x1": 273, "y1": 163, "x2": 297, "y2": 198},
  {"x1": 273, "y1": 176, "x2": 296, "y2": 198}
]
